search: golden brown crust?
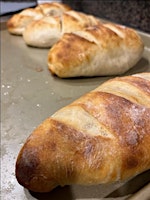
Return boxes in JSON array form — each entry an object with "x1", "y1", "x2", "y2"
[
  {"x1": 48, "y1": 32, "x2": 97, "y2": 75},
  {"x1": 23, "y1": 10, "x2": 100, "y2": 48},
  {"x1": 48, "y1": 23, "x2": 144, "y2": 78},
  {"x1": 97, "y1": 75, "x2": 150, "y2": 107},
  {"x1": 16, "y1": 73, "x2": 150, "y2": 192},
  {"x1": 118, "y1": 76, "x2": 150, "y2": 95},
  {"x1": 61, "y1": 11, "x2": 100, "y2": 34},
  {"x1": 7, "y1": 2, "x2": 71, "y2": 35},
  {"x1": 7, "y1": 8, "x2": 44, "y2": 35}
]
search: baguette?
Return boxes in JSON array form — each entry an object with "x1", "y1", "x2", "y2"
[
  {"x1": 7, "y1": 2, "x2": 71, "y2": 35},
  {"x1": 16, "y1": 73, "x2": 150, "y2": 193},
  {"x1": 23, "y1": 11, "x2": 100, "y2": 48},
  {"x1": 48, "y1": 23, "x2": 144, "y2": 77}
]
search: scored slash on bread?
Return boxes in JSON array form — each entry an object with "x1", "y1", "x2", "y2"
[
  {"x1": 48, "y1": 23, "x2": 144, "y2": 77},
  {"x1": 22, "y1": 10, "x2": 101, "y2": 48},
  {"x1": 6, "y1": 1, "x2": 149, "y2": 195},
  {"x1": 7, "y1": 2, "x2": 72, "y2": 35},
  {"x1": 7, "y1": 2, "x2": 144, "y2": 79},
  {"x1": 15, "y1": 73, "x2": 150, "y2": 193}
]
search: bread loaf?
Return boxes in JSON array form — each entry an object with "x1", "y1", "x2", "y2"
[
  {"x1": 7, "y1": 2, "x2": 71, "y2": 35},
  {"x1": 16, "y1": 73, "x2": 150, "y2": 193},
  {"x1": 23, "y1": 11, "x2": 100, "y2": 48},
  {"x1": 48, "y1": 23, "x2": 144, "y2": 77}
]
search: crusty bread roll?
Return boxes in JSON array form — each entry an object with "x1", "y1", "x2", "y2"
[
  {"x1": 23, "y1": 11, "x2": 101, "y2": 48},
  {"x1": 16, "y1": 73, "x2": 150, "y2": 193},
  {"x1": 48, "y1": 23, "x2": 144, "y2": 78},
  {"x1": 7, "y1": 2, "x2": 71, "y2": 35}
]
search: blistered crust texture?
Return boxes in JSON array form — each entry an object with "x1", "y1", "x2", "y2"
[
  {"x1": 16, "y1": 73, "x2": 150, "y2": 192},
  {"x1": 48, "y1": 23, "x2": 144, "y2": 77}
]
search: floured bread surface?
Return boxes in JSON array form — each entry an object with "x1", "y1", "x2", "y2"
[
  {"x1": 48, "y1": 23, "x2": 144, "y2": 77},
  {"x1": 16, "y1": 73, "x2": 150, "y2": 193},
  {"x1": 23, "y1": 16, "x2": 62, "y2": 48},
  {"x1": 23, "y1": 10, "x2": 100, "y2": 48},
  {"x1": 7, "y1": 2, "x2": 71, "y2": 35}
]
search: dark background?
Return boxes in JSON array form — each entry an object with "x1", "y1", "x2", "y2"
[
  {"x1": 62, "y1": 0, "x2": 150, "y2": 33},
  {"x1": 1, "y1": 0, "x2": 150, "y2": 33}
]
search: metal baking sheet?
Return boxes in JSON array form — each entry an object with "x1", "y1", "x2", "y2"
[{"x1": 1, "y1": 20, "x2": 150, "y2": 200}]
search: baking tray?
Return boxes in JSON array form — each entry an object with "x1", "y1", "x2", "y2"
[{"x1": 1, "y1": 20, "x2": 150, "y2": 200}]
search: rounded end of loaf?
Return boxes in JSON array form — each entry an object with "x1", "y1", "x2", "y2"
[
  {"x1": 47, "y1": 32, "x2": 99, "y2": 78},
  {"x1": 15, "y1": 140, "x2": 58, "y2": 193},
  {"x1": 23, "y1": 16, "x2": 62, "y2": 48},
  {"x1": 7, "y1": 15, "x2": 24, "y2": 35},
  {"x1": 7, "y1": 13, "x2": 39, "y2": 36},
  {"x1": 16, "y1": 158, "x2": 58, "y2": 193}
]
